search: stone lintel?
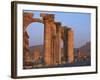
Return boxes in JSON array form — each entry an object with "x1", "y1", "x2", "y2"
[
  {"x1": 23, "y1": 12, "x2": 34, "y2": 18},
  {"x1": 31, "y1": 18, "x2": 43, "y2": 23},
  {"x1": 40, "y1": 13, "x2": 46, "y2": 17}
]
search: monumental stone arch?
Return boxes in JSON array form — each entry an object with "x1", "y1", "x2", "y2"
[{"x1": 23, "y1": 12, "x2": 74, "y2": 67}]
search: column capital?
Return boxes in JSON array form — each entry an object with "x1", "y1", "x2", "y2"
[{"x1": 40, "y1": 13, "x2": 55, "y2": 22}]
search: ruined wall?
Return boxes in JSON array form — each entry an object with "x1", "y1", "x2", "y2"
[
  {"x1": 23, "y1": 13, "x2": 43, "y2": 66},
  {"x1": 23, "y1": 31, "x2": 31, "y2": 66},
  {"x1": 23, "y1": 13, "x2": 33, "y2": 66},
  {"x1": 23, "y1": 12, "x2": 74, "y2": 67}
]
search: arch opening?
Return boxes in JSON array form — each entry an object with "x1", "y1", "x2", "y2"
[{"x1": 25, "y1": 22, "x2": 44, "y2": 66}]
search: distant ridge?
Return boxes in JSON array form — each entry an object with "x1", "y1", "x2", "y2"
[
  {"x1": 29, "y1": 42, "x2": 91, "y2": 56},
  {"x1": 79, "y1": 42, "x2": 91, "y2": 56}
]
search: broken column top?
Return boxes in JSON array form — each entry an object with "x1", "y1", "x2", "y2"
[
  {"x1": 40, "y1": 13, "x2": 54, "y2": 17},
  {"x1": 62, "y1": 26, "x2": 73, "y2": 31},
  {"x1": 55, "y1": 22, "x2": 61, "y2": 26},
  {"x1": 40, "y1": 13, "x2": 55, "y2": 22},
  {"x1": 67, "y1": 28, "x2": 74, "y2": 32}
]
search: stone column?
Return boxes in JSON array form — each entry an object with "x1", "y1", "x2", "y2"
[
  {"x1": 40, "y1": 13, "x2": 54, "y2": 66},
  {"x1": 66, "y1": 28, "x2": 74, "y2": 63},
  {"x1": 61, "y1": 27, "x2": 68, "y2": 64},
  {"x1": 55, "y1": 22, "x2": 62, "y2": 65},
  {"x1": 51, "y1": 22, "x2": 57, "y2": 65},
  {"x1": 44, "y1": 20, "x2": 51, "y2": 66}
]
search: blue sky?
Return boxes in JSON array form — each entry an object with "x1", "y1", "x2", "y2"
[{"x1": 24, "y1": 10, "x2": 91, "y2": 48}]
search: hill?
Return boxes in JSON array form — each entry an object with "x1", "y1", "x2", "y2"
[{"x1": 79, "y1": 42, "x2": 91, "y2": 56}]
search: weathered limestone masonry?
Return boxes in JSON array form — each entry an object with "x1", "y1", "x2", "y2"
[
  {"x1": 23, "y1": 13, "x2": 32, "y2": 66},
  {"x1": 23, "y1": 12, "x2": 74, "y2": 67},
  {"x1": 40, "y1": 13, "x2": 54, "y2": 65},
  {"x1": 67, "y1": 28, "x2": 74, "y2": 63},
  {"x1": 23, "y1": 13, "x2": 42, "y2": 65},
  {"x1": 60, "y1": 27, "x2": 67, "y2": 63},
  {"x1": 54, "y1": 22, "x2": 62, "y2": 65},
  {"x1": 23, "y1": 31, "x2": 31, "y2": 66}
]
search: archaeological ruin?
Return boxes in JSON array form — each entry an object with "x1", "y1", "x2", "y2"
[{"x1": 23, "y1": 12, "x2": 74, "y2": 67}]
